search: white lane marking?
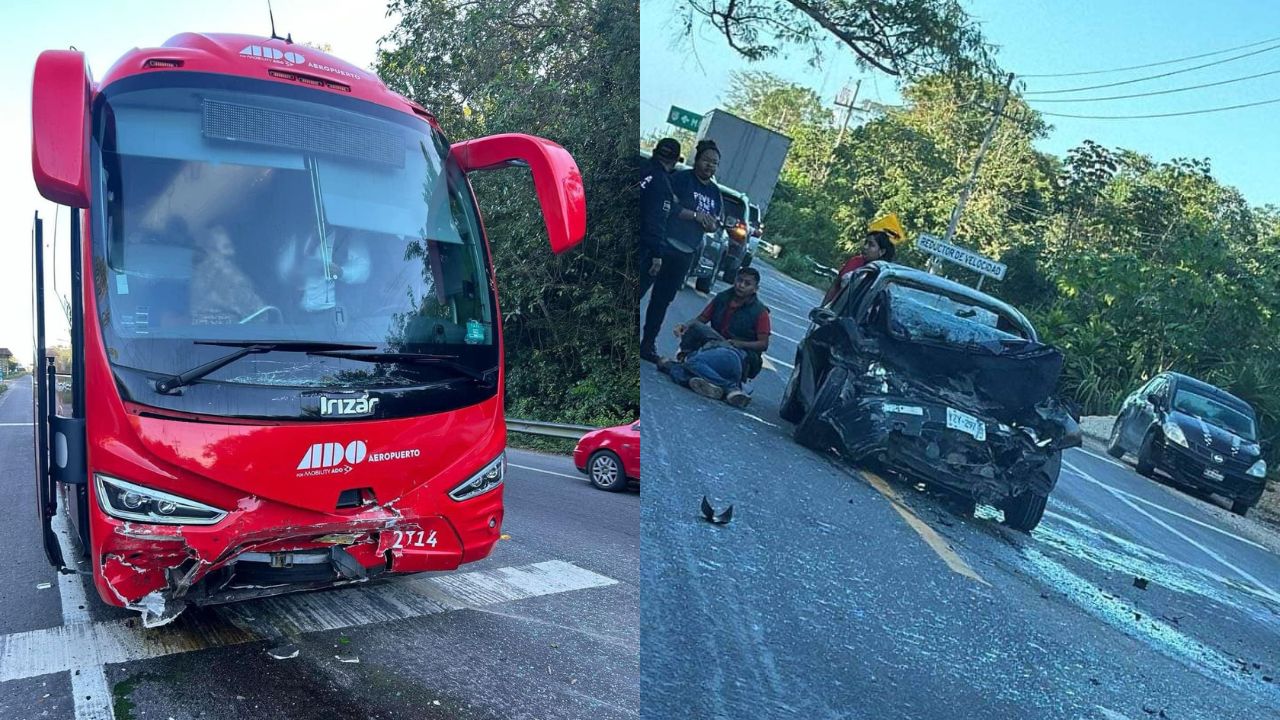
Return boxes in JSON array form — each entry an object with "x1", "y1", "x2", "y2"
[
  {"x1": 738, "y1": 412, "x2": 779, "y2": 429},
  {"x1": 769, "y1": 329, "x2": 801, "y2": 344},
  {"x1": 1043, "y1": 510, "x2": 1280, "y2": 607},
  {"x1": 52, "y1": 495, "x2": 114, "y2": 720},
  {"x1": 509, "y1": 463, "x2": 583, "y2": 481},
  {"x1": 769, "y1": 313, "x2": 810, "y2": 331},
  {"x1": 1078, "y1": 446, "x2": 1131, "y2": 471},
  {"x1": 763, "y1": 354, "x2": 794, "y2": 370},
  {"x1": 1063, "y1": 461, "x2": 1280, "y2": 603},
  {"x1": 1020, "y1": 545, "x2": 1264, "y2": 696},
  {"x1": 0, "y1": 560, "x2": 617, "y2": 685},
  {"x1": 0, "y1": 423, "x2": 34, "y2": 426},
  {"x1": 1061, "y1": 460, "x2": 1268, "y2": 551}
]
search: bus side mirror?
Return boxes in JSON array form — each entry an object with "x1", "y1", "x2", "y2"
[
  {"x1": 451, "y1": 133, "x2": 586, "y2": 254},
  {"x1": 32, "y1": 49, "x2": 92, "y2": 208}
]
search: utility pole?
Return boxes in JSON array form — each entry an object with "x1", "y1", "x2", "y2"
[
  {"x1": 819, "y1": 80, "x2": 860, "y2": 184},
  {"x1": 935, "y1": 72, "x2": 1016, "y2": 289},
  {"x1": 944, "y1": 72, "x2": 1015, "y2": 245}
]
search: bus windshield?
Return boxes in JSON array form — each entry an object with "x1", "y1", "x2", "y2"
[{"x1": 92, "y1": 74, "x2": 497, "y2": 394}]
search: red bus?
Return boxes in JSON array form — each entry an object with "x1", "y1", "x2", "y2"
[{"x1": 30, "y1": 33, "x2": 586, "y2": 626}]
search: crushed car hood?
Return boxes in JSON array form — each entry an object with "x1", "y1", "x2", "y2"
[{"x1": 875, "y1": 332, "x2": 1065, "y2": 423}]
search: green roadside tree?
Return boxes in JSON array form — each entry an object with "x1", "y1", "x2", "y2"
[{"x1": 377, "y1": 0, "x2": 639, "y2": 427}]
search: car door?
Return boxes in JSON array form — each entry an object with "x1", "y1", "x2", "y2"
[
  {"x1": 1135, "y1": 375, "x2": 1167, "y2": 443},
  {"x1": 797, "y1": 267, "x2": 877, "y2": 409},
  {"x1": 621, "y1": 422, "x2": 640, "y2": 479}
]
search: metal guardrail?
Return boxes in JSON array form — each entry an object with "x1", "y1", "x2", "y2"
[{"x1": 506, "y1": 418, "x2": 598, "y2": 440}]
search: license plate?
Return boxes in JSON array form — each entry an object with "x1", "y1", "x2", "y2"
[
  {"x1": 1204, "y1": 468, "x2": 1224, "y2": 482},
  {"x1": 946, "y1": 407, "x2": 986, "y2": 442}
]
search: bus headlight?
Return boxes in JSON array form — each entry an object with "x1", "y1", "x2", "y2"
[
  {"x1": 1248, "y1": 459, "x2": 1267, "y2": 478},
  {"x1": 95, "y1": 474, "x2": 227, "y2": 525},
  {"x1": 449, "y1": 454, "x2": 505, "y2": 501},
  {"x1": 1162, "y1": 422, "x2": 1188, "y2": 448}
]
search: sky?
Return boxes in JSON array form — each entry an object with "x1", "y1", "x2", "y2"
[
  {"x1": 641, "y1": 0, "x2": 1280, "y2": 207},
  {"x1": 0, "y1": 0, "x2": 398, "y2": 363}
]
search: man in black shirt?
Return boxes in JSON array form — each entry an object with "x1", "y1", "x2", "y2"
[
  {"x1": 639, "y1": 138, "x2": 681, "y2": 299},
  {"x1": 640, "y1": 139, "x2": 722, "y2": 363}
]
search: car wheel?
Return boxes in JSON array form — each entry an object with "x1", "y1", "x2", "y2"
[
  {"x1": 779, "y1": 355, "x2": 804, "y2": 423},
  {"x1": 1135, "y1": 431, "x2": 1157, "y2": 477},
  {"x1": 1002, "y1": 490, "x2": 1048, "y2": 532},
  {"x1": 1230, "y1": 497, "x2": 1253, "y2": 516},
  {"x1": 588, "y1": 450, "x2": 627, "y2": 492},
  {"x1": 1106, "y1": 417, "x2": 1126, "y2": 458},
  {"x1": 794, "y1": 366, "x2": 848, "y2": 452},
  {"x1": 695, "y1": 275, "x2": 713, "y2": 294}
]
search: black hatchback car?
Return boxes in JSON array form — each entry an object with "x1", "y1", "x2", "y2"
[
  {"x1": 780, "y1": 262, "x2": 1081, "y2": 532},
  {"x1": 1107, "y1": 372, "x2": 1266, "y2": 515}
]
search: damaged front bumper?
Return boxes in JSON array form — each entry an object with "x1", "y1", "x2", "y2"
[
  {"x1": 96, "y1": 489, "x2": 503, "y2": 628},
  {"x1": 821, "y1": 393, "x2": 1081, "y2": 505}
]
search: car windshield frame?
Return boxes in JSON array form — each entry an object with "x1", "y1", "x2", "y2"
[
  {"x1": 1173, "y1": 389, "x2": 1257, "y2": 441},
  {"x1": 88, "y1": 71, "x2": 499, "y2": 395}
]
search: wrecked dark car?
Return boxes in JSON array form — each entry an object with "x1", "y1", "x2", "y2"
[{"x1": 779, "y1": 262, "x2": 1081, "y2": 531}]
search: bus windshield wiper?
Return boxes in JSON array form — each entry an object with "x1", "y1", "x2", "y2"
[
  {"x1": 307, "y1": 350, "x2": 498, "y2": 387},
  {"x1": 155, "y1": 341, "x2": 376, "y2": 394}
]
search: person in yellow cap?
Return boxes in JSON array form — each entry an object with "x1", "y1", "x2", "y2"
[{"x1": 821, "y1": 229, "x2": 896, "y2": 306}]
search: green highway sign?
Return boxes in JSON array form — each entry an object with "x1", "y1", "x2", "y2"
[{"x1": 667, "y1": 106, "x2": 702, "y2": 133}]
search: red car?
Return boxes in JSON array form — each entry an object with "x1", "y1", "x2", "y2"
[{"x1": 574, "y1": 422, "x2": 640, "y2": 491}]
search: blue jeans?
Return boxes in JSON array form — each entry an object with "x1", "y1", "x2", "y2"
[{"x1": 670, "y1": 347, "x2": 745, "y2": 391}]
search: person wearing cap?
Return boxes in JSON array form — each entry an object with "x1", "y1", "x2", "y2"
[{"x1": 639, "y1": 137, "x2": 681, "y2": 299}]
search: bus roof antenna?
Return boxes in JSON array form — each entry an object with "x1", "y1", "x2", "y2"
[{"x1": 267, "y1": 0, "x2": 292, "y2": 43}]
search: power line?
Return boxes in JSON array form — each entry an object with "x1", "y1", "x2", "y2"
[
  {"x1": 1038, "y1": 95, "x2": 1280, "y2": 119},
  {"x1": 1023, "y1": 42, "x2": 1280, "y2": 95},
  {"x1": 1019, "y1": 33, "x2": 1280, "y2": 78},
  {"x1": 1027, "y1": 67, "x2": 1280, "y2": 103}
]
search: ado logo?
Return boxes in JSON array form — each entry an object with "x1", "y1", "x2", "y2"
[
  {"x1": 240, "y1": 45, "x2": 305, "y2": 64},
  {"x1": 297, "y1": 440, "x2": 367, "y2": 471}
]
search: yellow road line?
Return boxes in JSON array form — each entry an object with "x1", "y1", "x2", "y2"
[{"x1": 861, "y1": 470, "x2": 990, "y2": 586}]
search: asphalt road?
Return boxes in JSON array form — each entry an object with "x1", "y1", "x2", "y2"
[
  {"x1": 641, "y1": 262, "x2": 1280, "y2": 719},
  {"x1": 0, "y1": 374, "x2": 638, "y2": 720}
]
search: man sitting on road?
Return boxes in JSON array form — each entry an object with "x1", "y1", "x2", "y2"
[{"x1": 661, "y1": 267, "x2": 771, "y2": 408}]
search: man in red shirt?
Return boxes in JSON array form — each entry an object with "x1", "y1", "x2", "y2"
[{"x1": 662, "y1": 267, "x2": 771, "y2": 408}]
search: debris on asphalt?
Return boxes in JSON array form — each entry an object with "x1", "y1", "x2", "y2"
[
  {"x1": 335, "y1": 653, "x2": 360, "y2": 664},
  {"x1": 1264, "y1": 675, "x2": 1273, "y2": 683},
  {"x1": 700, "y1": 496, "x2": 733, "y2": 524},
  {"x1": 1133, "y1": 577, "x2": 1150, "y2": 590},
  {"x1": 36, "y1": 582, "x2": 51, "y2": 590},
  {"x1": 267, "y1": 643, "x2": 300, "y2": 660},
  {"x1": 1088, "y1": 677, "x2": 1100, "y2": 686},
  {"x1": 1040, "y1": 592, "x2": 1049, "y2": 599},
  {"x1": 1134, "y1": 612, "x2": 1142, "y2": 622}
]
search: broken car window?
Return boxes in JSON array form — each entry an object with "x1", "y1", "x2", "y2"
[{"x1": 882, "y1": 284, "x2": 1029, "y2": 350}]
